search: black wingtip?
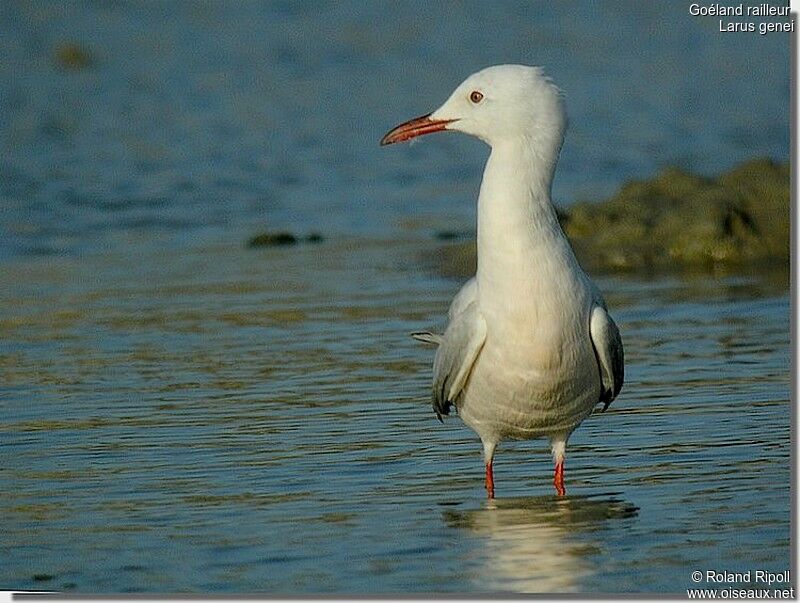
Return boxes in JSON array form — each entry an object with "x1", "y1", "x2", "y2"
[{"x1": 432, "y1": 399, "x2": 452, "y2": 422}]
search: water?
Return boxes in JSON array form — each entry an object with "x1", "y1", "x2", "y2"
[
  {"x1": 0, "y1": 238, "x2": 790, "y2": 593},
  {"x1": 0, "y1": 1, "x2": 791, "y2": 595},
  {"x1": 0, "y1": 1, "x2": 789, "y2": 257}
]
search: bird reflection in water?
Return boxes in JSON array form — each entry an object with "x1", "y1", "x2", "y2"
[{"x1": 442, "y1": 495, "x2": 638, "y2": 593}]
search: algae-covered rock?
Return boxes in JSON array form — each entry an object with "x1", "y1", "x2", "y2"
[
  {"x1": 437, "y1": 158, "x2": 789, "y2": 276},
  {"x1": 247, "y1": 231, "x2": 325, "y2": 248},
  {"x1": 247, "y1": 232, "x2": 297, "y2": 247},
  {"x1": 563, "y1": 158, "x2": 789, "y2": 271},
  {"x1": 54, "y1": 43, "x2": 94, "y2": 70}
]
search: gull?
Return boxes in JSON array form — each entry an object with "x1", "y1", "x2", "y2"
[{"x1": 381, "y1": 65, "x2": 624, "y2": 498}]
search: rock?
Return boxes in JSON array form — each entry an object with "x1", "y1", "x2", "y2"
[
  {"x1": 247, "y1": 232, "x2": 297, "y2": 247},
  {"x1": 54, "y1": 43, "x2": 94, "y2": 70},
  {"x1": 436, "y1": 158, "x2": 789, "y2": 276},
  {"x1": 563, "y1": 158, "x2": 789, "y2": 271},
  {"x1": 247, "y1": 231, "x2": 325, "y2": 248}
]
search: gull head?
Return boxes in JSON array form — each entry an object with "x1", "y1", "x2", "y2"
[{"x1": 380, "y1": 64, "x2": 566, "y2": 148}]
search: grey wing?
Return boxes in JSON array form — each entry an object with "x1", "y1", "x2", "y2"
[
  {"x1": 589, "y1": 304, "x2": 624, "y2": 411},
  {"x1": 411, "y1": 278, "x2": 476, "y2": 345},
  {"x1": 448, "y1": 277, "x2": 477, "y2": 320},
  {"x1": 431, "y1": 299, "x2": 486, "y2": 421}
]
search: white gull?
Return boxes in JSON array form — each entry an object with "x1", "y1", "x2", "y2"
[{"x1": 381, "y1": 65, "x2": 624, "y2": 498}]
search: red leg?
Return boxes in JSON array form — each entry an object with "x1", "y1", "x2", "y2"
[
  {"x1": 553, "y1": 459, "x2": 566, "y2": 496},
  {"x1": 485, "y1": 461, "x2": 495, "y2": 499}
]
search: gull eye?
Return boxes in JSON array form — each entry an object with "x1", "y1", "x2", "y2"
[{"x1": 470, "y1": 90, "x2": 484, "y2": 104}]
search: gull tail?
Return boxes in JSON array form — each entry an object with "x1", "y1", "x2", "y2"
[{"x1": 411, "y1": 331, "x2": 442, "y2": 345}]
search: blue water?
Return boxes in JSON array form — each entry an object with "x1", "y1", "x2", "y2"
[
  {"x1": 0, "y1": 1, "x2": 791, "y2": 595},
  {"x1": 0, "y1": 1, "x2": 789, "y2": 256}
]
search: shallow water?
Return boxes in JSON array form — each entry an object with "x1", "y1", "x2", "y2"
[
  {"x1": 0, "y1": 237, "x2": 791, "y2": 593},
  {"x1": 0, "y1": 0, "x2": 791, "y2": 595}
]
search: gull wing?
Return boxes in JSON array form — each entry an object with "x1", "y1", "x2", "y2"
[
  {"x1": 411, "y1": 278, "x2": 478, "y2": 345},
  {"x1": 589, "y1": 304, "x2": 624, "y2": 411},
  {"x1": 411, "y1": 278, "x2": 486, "y2": 421},
  {"x1": 447, "y1": 277, "x2": 478, "y2": 320},
  {"x1": 431, "y1": 281, "x2": 486, "y2": 420}
]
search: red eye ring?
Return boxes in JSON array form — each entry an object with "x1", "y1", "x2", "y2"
[{"x1": 470, "y1": 90, "x2": 484, "y2": 104}]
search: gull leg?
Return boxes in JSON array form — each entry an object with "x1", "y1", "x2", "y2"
[
  {"x1": 553, "y1": 460, "x2": 565, "y2": 496},
  {"x1": 483, "y1": 440, "x2": 497, "y2": 499},
  {"x1": 485, "y1": 462, "x2": 495, "y2": 499},
  {"x1": 551, "y1": 438, "x2": 567, "y2": 496}
]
